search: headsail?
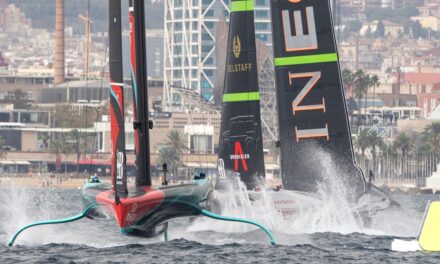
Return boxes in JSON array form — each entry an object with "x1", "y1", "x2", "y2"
[
  {"x1": 129, "y1": 0, "x2": 151, "y2": 186},
  {"x1": 109, "y1": 0, "x2": 127, "y2": 195},
  {"x1": 218, "y1": 0, "x2": 265, "y2": 189},
  {"x1": 270, "y1": 0, "x2": 365, "y2": 194}
]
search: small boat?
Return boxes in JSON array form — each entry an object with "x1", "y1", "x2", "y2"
[{"x1": 392, "y1": 201, "x2": 440, "y2": 252}]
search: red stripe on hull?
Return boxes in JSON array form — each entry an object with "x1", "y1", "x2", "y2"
[{"x1": 95, "y1": 187, "x2": 165, "y2": 227}]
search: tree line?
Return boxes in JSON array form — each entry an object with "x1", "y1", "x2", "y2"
[{"x1": 355, "y1": 122, "x2": 440, "y2": 179}]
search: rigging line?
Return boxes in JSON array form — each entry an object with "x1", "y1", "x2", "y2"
[
  {"x1": 82, "y1": 0, "x2": 92, "y2": 181},
  {"x1": 86, "y1": 34, "x2": 109, "y2": 176},
  {"x1": 170, "y1": 29, "x2": 208, "y2": 176}
]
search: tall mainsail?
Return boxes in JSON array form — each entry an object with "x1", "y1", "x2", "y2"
[
  {"x1": 270, "y1": 0, "x2": 365, "y2": 194},
  {"x1": 218, "y1": 0, "x2": 265, "y2": 189},
  {"x1": 129, "y1": 0, "x2": 151, "y2": 186},
  {"x1": 109, "y1": 0, "x2": 127, "y2": 195}
]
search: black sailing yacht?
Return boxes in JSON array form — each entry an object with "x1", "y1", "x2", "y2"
[
  {"x1": 218, "y1": 0, "x2": 265, "y2": 190},
  {"x1": 217, "y1": 0, "x2": 398, "y2": 218}
]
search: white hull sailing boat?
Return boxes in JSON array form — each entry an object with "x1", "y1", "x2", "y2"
[{"x1": 216, "y1": 0, "x2": 398, "y2": 223}]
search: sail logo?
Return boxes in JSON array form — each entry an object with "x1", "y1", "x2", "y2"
[
  {"x1": 116, "y1": 151, "x2": 124, "y2": 180},
  {"x1": 227, "y1": 63, "x2": 253, "y2": 73},
  {"x1": 125, "y1": 203, "x2": 138, "y2": 226},
  {"x1": 227, "y1": 35, "x2": 253, "y2": 72},
  {"x1": 281, "y1": 2, "x2": 330, "y2": 142},
  {"x1": 289, "y1": 71, "x2": 329, "y2": 141},
  {"x1": 230, "y1": 141, "x2": 249, "y2": 172},
  {"x1": 233, "y1": 35, "x2": 241, "y2": 58},
  {"x1": 282, "y1": 6, "x2": 317, "y2": 52}
]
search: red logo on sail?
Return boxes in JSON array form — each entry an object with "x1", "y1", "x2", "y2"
[{"x1": 230, "y1": 141, "x2": 249, "y2": 172}]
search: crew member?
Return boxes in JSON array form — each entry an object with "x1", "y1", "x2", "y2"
[
  {"x1": 368, "y1": 170, "x2": 374, "y2": 188},
  {"x1": 89, "y1": 174, "x2": 100, "y2": 183}
]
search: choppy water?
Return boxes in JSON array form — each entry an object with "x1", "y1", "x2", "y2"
[{"x1": 1, "y1": 186, "x2": 440, "y2": 263}]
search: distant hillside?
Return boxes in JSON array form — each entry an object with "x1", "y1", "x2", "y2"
[{"x1": 6, "y1": 0, "x2": 164, "y2": 33}]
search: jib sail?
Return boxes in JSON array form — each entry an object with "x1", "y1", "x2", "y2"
[
  {"x1": 218, "y1": 0, "x2": 265, "y2": 189},
  {"x1": 109, "y1": 0, "x2": 127, "y2": 194},
  {"x1": 270, "y1": 0, "x2": 365, "y2": 194}
]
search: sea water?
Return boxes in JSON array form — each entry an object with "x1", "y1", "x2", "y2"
[{"x1": 0, "y1": 162, "x2": 439, "y2": 264}]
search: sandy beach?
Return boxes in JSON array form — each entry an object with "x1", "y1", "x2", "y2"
[
  {"x1": 0, "y1": 174, "x2": 166, "y2": 189},
  {"x1": 0, "y1": 174, "x2": 108, "y2": 189}
]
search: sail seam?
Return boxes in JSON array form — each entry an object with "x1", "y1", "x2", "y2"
[
  {"x1": 231, "y1": 0, "x2": 254, "y2": 12},
  {"x1": 223, "y1": 91, "x2": 260, "y2": 102},
  {"x1": 274, "y1": 53, "x2": 338, "y2": 66}
]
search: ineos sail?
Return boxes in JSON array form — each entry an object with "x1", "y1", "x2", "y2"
[
  {"x1": 270, "y1": 0, "x2": 365, "y2": 194},
  {"x1": 109, "y1": 0, "x2": 127, "y2": 195},
  {"x1": 218, "y1": 0, "x2": 265, "y2": 189}
]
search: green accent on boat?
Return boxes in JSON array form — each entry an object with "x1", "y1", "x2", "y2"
[
  {"x1": 109, "y1": 88, "x2": 120, "y2": 108},
  {"x1": 8, "y1": 203, "x2": 100, "y2": 246},
  {"x1": 231, "y1": 0, "x2": 254, "y2": 12},
  {"x1": 274, "y1": 53, "x2": 338, "y2": 66},
  {"x1": 131, "y1": 68, "x2": 138, "y2": 105},
  {"x1": 201, "y1": 209, "x2": 276, "y2": 245},
  {"x1": 222, "y1": 91, "x2": 260, "y2": 102}
]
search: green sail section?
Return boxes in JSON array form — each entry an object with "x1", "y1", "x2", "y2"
[
  {"x1": 274, "y1": 53, "x2": 338, "y2": 66},
  {"x1": 231, "y1": 0, "x2": 254, "y2": 12},
  {"x1": 270, "y1": 0, "x2": 365, "y2": 196},
  {"x1": 223, "y1": 92, "x2": 260, "y2": 102},
  {"x1": 218, "y1": 0, "x2": 265, "y2": 189}
]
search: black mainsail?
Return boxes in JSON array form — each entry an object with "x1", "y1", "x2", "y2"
[
  {"x1": 109, "y1": 0, "x2": 127, "y2": 195},
  {"x1": 129, "y1": 0, "x2": 151, "y2": 186},
  {"x1": 270, "y1": 0, "x2": 365, "y2": 195},
  {"x1": 218, "y1": 0, "x2": 265, "y2": 189}
]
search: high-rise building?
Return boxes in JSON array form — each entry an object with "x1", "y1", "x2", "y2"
[{"x1": 163, "y1": 0, "x2": 272, "y2": 110}]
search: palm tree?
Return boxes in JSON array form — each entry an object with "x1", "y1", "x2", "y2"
[
  {"x1": 69, "y1": 129, "x2": 83, "y2": 174},
  {"x1": 378, "y1": 141, "x2": 397, "y2": 181},
  {"x1": 354, "y1": 128, "x2": 370, "y2": 166},
  {"x1": 342, "y1": 69, "x2": 355, "y2": 94},
  {"x1": 157, "y1": 146, "x2": 180, "y2": 178},
  {"x1": 50, "y1": 134, "x2": 71, "y2": 174},
  {"x1": 156, "y1": 130, "x2": 188, "y2": 178},
  {"x1": 416, "y1": 144, "x2": 432, "y2": 158},
  {"x1": 423, "y1": 122, "x2": 440, "y2": 158},
  {"x1": 394, "y1": 132, "x2": 413, "y2": 158},
  {"x1": 352, "y1": 70, "x2": 369, "y2": 126},
  {"x1": 369, "y1": 75, "x2": 380, "y2": 121},
  {"x1": 393, "y1": 132, "x2": 413, "y2": 177},
  {"x1": 367, "y1": 130, "x2": 383, "y2": 174},
  {"x1": 165, "y1": 130, "x2": 188, "y2": 156}
]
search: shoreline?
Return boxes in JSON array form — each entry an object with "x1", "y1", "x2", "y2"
[
  {"x1": 0, "y1": 176, "x2": 92, "y2": 189},
  {"x1": 0, "y1": 175, "x2": 162, "y2": 189}
]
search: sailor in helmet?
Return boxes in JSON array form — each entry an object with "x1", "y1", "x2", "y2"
[{"x1": 89, "y1": 173, "x2": 100, "y2": 183}]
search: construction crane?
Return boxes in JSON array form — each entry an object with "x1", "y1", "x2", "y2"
[{"x1": 78, "y1": 14, "x2": 93, "y2": 80}]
